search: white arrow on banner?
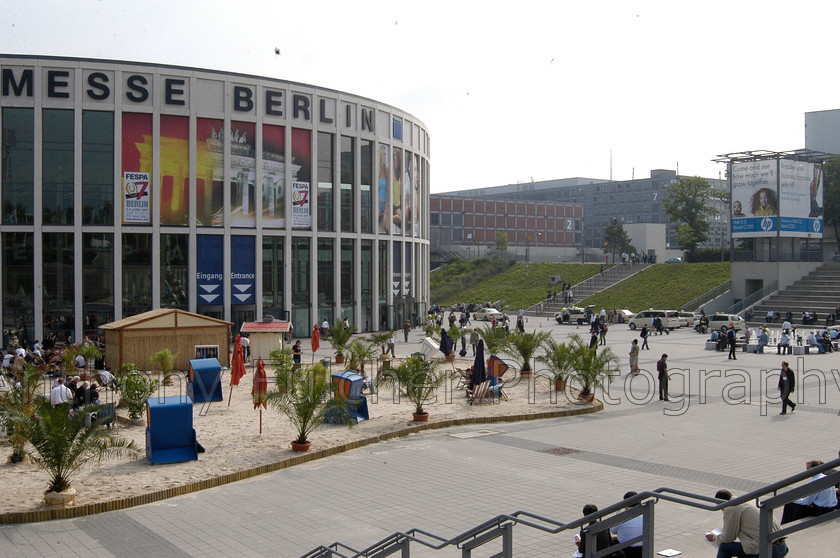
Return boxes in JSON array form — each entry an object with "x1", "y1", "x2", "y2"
[
  {"x1": 200, "y1": 284, "x2": 220, "y2": 293},
  {"x1": 233, "y1": 293, "x2": 251, "y2": 302},
  {"x1": 234, "y1": 284, "x2": 251, "y2": 293},
  {"x1": 200, "y1": 294, "x2": 220, "y2": 303}
]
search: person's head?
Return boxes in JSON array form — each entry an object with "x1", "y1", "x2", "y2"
[
  {"x1": 582, "y1": 503, "x2": 598, "y2": 516},
  {"x1": 733, "y1": 200, "x2": 742, "y2": 214},
  {"x1": 623, "y1": 491, "x2": 639, "y2": 508},
  {"x1": 781, "y1": 360, "x2": 789, "y2": 369},
  {"x1": 73, "y1": 376, "x2": 80, "y2": 382},
  {"x1": 90, "y1": 382, "x2": 98, "y2": 390},
  {"x1": 806, "y1": 460, "x2": 823, "y2": 469},
  {"x1": 632, "y1": 339, "x2": 638, "y2": 345},
  {"x1": 661, "y1": 354, "x2": 668, "y2": 360},
  {"x1": 715, "y1": 489, "x2": 732, "y2": 501},
  {"x1": 760, "y1": 190, "x2": 769, "y2": 207}
]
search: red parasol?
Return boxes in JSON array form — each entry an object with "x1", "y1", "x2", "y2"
[
  {"x1": 228, "y1": 334, "x2": 248, "y2": 406},
  {"x1": 252, "y1": 358, "x2": 268, "y2": 434},
  {"x1": 311, "y1": 324, "x2": 320, "y2": 362}
]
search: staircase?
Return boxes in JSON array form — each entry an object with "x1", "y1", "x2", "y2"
[
  {"x1": 747, "y1": 262, "x2": 840, "y2": 326},
  {"x1": 526, "y1": 262, "x2": 651, "y2": 317}
]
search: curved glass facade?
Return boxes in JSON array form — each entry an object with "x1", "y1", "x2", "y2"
[{"x1": 0, "y1": 56, "x2": 430, "y2": 342}]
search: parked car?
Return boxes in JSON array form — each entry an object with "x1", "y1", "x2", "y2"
[
  {"x1": 554, "y1": 307, "x2": 588, "y2": 325},
  {"x1": 617, "y1": 309, "x2": 635, "y2": 324},
  {"x1": 707, "y1": 313, "x2": 745, "y2": 332},
  {"x1": 627, "y1": 310, "x2": 679, "y2": 330},
  {"x1": 664, "y1": 257, "x2": 682, "y2": 264},
  {"x1": 473, "y1": 308, "x2": 503, "y2": 322},
  {"x1": 678, "y1": 311, "x2": 699, "y2": 328}
]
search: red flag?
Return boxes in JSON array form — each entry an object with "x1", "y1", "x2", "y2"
[{"x1": 311, "y1": 324, "x2": 321, "y2": 354}]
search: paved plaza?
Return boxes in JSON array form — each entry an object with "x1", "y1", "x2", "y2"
[{"x1": 2, "y1": 320, "x2": 839, "y2": 557}]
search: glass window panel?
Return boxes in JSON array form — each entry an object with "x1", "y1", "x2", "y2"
[
  {"x1": 262, "y1": 236, "x2": 284, "y2": 319},
  {"x1": 196, "y1": 118, "x2": 225, "y2": 226},
  {"x1": 42, "y1": 109, "x2": 75, "y2": 225},
  {"x1": 2, "y1": 108, "x2": 34, "y2": 224},
  {"x1": 292, "y1": 237, "x2": 310, "y2": 333},
  {"x1": 159, "y1": 115, "x2": 189, "y2": 225},
  {"x1": 230, "y1": 121, "x2": 256, "y2": 227},
  {"x1": 83, "y1": 233, "x2": 114, "y2": 336},
  {"x1": 2, "y1": 232, "x2": 34, "y2": 347},
  {"x1": 262, "y1": 124, "x2": 285, "y2": 228},
  {"x1": 360, "y1": 140, "x2": 373, "y2": 233},
  {"x1": 317, "y1": 132, "x2": 334, "y2": 232},
  {"x1": 43, "y1": 232, "x2": 75, "y2": 342},
  {"x1": 340, "y1": 136, "x2": 354, "y2": 232},
  {"x1": 161, "y1": 234, "x2": 188, "y2": 309},
  {"x1": 291, "y1": 128, "x2": 312, "y2": 230},
  {"x1": 341, "y1": 238, "x2": 354, "y2": 304},
  {"x1": 361, "y1": 240, "x2": 373, "y2": 331},
  {"x1": 318, "y1": 237, "x2": 334, "y2": 313},
  {"x1": 122, "y1": 233, "x2": 152, "y2": 316},
  {"x1": 82, "y1": 111, "x2": 114, "y2": 225}
]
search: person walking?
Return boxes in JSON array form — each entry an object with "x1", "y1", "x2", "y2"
[
  {"x1": 640, "y1": 324, "x2": 650, "y2": 350},
  {"x1": 779, "y1": 360, "x2": 796, "y2": 415},
  {"x1": 402, "y1": 320, "x2": 411, "y2": 342},
  {"x1": 469, "y1": 328, "x2": 480, "y2": 356},
  {"x1": 657, "y1": 354, "x2": 670, "y2": 401},
  {"x1": 628, "y1": 339, "x2": 640, "y2": 375},
  {"x1": 727, "y1": 328, "x2": 737, "y2": 360},
  {"x1": 387, "y1": 332, "x2": 396, "y2": 358}
]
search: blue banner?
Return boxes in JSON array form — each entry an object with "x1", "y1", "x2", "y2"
[
  {"x1": 230, "y1": 236, "x2": 256, "y2": 304},
  {"x1": 392, "y1": 242, "x2": 402, "y2": 298},
  {"x1": 197, "y1": 235, "x2": 224, "y2": 306}
]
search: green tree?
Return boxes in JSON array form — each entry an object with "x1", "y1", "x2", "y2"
[
  {"x1": 603, "y1": 219, "x2": 633, "y2": 262},
  {"x1": 661, "y1": 177, "x2": 718, "y2": 255},
  {"x1": 494, "y1": 231, "x2": 508, "y2": 252},
  {"x1": 823, "y1": 159, "x2": 840, "y2": 242}
]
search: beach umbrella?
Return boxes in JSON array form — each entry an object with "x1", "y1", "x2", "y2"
[
  {"x1": 252, "y1": 358, "x2": 268, "y2": 434},
  {"x1": 471, "y1": 339, "x2": 486, "y2": 387},
  {"x1": 311, "y1": 324, "x2": 320, "y2": 363},
  {"x1": 228, "y1": 334, "x2": 248, "y2": 407}
]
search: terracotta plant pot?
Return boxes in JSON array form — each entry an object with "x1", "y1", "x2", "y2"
[
  {"x1": 444, "y1": 354, "x2": 456, "y2": 362},
  {"x1": 291, "y1": 440, "x2": 311, "y2": 452},
  {"x1": 334, "y1": 354, "x2": 345, "y2": 364},
  {"x1": 519, "y1": 369, "x2": 533, "y2": 376},
  {"x1": 44, "y1": 487, "x2": 76, "y2": 507},
  {"x1": 8, "y1": 453, "x2": 25, "y2": 464},
  {"x1": 578, "y1": 394, "x2": 595, "y2": 403},
  {"x1": 412, "y1": 412, "x2": 429, "y2": 422},
  {"x1": 554, "y1": 379, "x2": 566, "y2": 391}
]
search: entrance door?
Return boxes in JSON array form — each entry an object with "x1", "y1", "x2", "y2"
[{"x1": 232, "y1": 307, "x2": 255, "y2": 335}]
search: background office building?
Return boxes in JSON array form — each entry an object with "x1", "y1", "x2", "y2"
[
  {"x1": 435, "y1": 169, "x2": 729, "y2": 261},
  {"x1": 0, "y1": 55, "x2": 430, "y2": 344}
]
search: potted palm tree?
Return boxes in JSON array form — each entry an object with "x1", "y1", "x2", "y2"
[
  {"x1": 0, "y1": 364, "x2": 41, "y2": 463},
  {"x1": 477, "y1": 324, "x2": 512, "y2": 357},
  {"x1": 385, "y1": 355, "x2": 444, "y2": 422},
  {"x1": 6, "y1": 397, "x2": 140, "y2": 506},
  {"x1": 268, "y1": 346, "x2": 295, "y2": 394},
  {"x1": 265, "y1": 361, "x2": 352, "y2": 452},
  {"x1": 79, "y1": 343, "x2": 103, "y2": 378},
  {"x1": 150, "y1": 348, "x2": 176, "y2": 386},
  {"x1": 369, "y1": 331, "x2": 393, "y2": 360},
  {"x1": 538, "y1": 337, "x2": 574, "y2": 391},
  {"x1": 568, "y1": 334, "x2": 618, "y2": 402},
  {"x1": 346, "y1": 338, "x2": 378, "y2": 377},
  {"x1": 505, "y1": 330, "x2": 551, "y2": 376},
  {"x1": 328, "y1": 320, "x2": 356, "y2": 364}
]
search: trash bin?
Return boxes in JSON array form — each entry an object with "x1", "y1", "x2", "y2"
[{"x1": 321, "y1": 358, "x2": 331, "y2": 370}]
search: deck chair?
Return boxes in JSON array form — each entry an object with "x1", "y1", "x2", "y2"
[
  {"x1": 469, "y1": 380, "x2": 492, "y2": 405},
  {"x1": 454, "y1": 368, "x2": 471, "y2": 391},
  {"x1": 487, "y1": 355, "x2": 510, "y2": 401}
]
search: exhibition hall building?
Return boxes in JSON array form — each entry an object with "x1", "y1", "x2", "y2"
[{"x1": 0, "y1": 55, "x2": 430, "y2": 344}]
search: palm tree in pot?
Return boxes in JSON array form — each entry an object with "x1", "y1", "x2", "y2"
[
  {"x1": 0, "y1": 364, "x2": 42, "y2": 463},
  {"x1": 7, "y1": 397, "x2": 140, "y2": 506},
  {"x1": 568, "y1": 334, "x2": 618, "y2": 402},
  {"x1": 477, "y1": 324, "x2": 512, "y2": 357},
  {"x1": 150, "y1": 348, "x2": 176, "y2": 386},
  {"x1": 328, "y1": 320, "x2": 356, "y2": 364},
  {"x1": 346, "y1": 338, "x2": 378, "y2": 378},
  {"x1": 537, "y1": 337, "x2": 574, "y2": 391},
  {"x1": 384, "y1": 355, "x2": 444, "y2": 422},
  {"x1": 265, "y1": 361, "x2": 353, "y2": 451},
  {"x1": 368, "y1": 331, "x2": 393, "y2": 359},
  {"x1": 505, "y1": 330, "x2": 551, "y2": 376}
]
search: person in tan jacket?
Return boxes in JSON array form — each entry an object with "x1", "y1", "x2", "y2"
[{"x1": 706, "y1": 489, "x2": 788, "y2": 557}]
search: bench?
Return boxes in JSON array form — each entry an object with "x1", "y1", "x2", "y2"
[{"x1": 792, "y1": 346, "x2": 809, "y2": 355}]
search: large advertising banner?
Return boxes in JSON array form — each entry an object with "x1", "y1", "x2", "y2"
[
  {"x1": 291, "y1": 128, "x2": 311, "y2": 229},
  {"x1": 291, "y1": 181, "x2": 310, "y2": 228},
  {"x1": 413, "y1": 153, "x2": 420, "y2": 238},
  {"x1": 779, "y1": 160, "x2": 823, "y2": 237},
  {"x1": 230, "y1": 236, "x2": 255, "y2": 304},
  {"x1": 262, "y1": 124, "x2": 287, "y2": 228},
  {"x1": 196, "y1": 118, "x2": 225, "y2": 226},
  {"x1": 196, "y1": 235, "x2": 223, "y2": 306},
  {"x1": 230, "y1": 121, "x2": 256, "y2": 228},
  {"x1": 160, "y1": 115, "x2": 190, "y2": 225},
  {"x1": 403, "y1": 151, "x2": 413, "y2": 238},
  {"x1": 378, "y1": 144, "x2": 389, "y2": 234},
  {"x1": 121, "y1": 113, "x2": 152, "y2": 224},
  {"x1": 731, "y1": 160, "x2": 778, "y2": 238},
  {"x1": 392, "y1": 147, "x2": 403, "y2": 234}
]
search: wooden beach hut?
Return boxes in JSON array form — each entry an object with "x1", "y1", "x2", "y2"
[
  {"x1": 239, "y1": 319, "x2": 292, "y2": 361},
  {"x1": 101, "y1": 309, "x2": 232, "y2": 371}
]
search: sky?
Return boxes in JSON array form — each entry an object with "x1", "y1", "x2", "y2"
[{"x1": 3, "y1": 0, "x2": 840, "y2": 193}]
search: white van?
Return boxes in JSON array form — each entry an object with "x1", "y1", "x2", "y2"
[{"x1": 627, "y1": 310, "x2": 679, "y2": 330}]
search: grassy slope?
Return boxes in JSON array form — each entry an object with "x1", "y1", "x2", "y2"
[
  {"x1": 432, "y1": 260, "x2": 604, "y2": 310},
  {"x1": 580, "y1": 262, "x2": 731, "y2": 313}
]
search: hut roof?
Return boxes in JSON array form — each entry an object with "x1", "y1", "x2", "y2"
[
  {"x1": 239, "y1": 321, "x2": 291, "y2": 334},
  {"x1": 100, "y1": 308, "x2": 233, "y2": 331}
]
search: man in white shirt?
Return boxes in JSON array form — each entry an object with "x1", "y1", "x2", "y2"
[
  {"x1": 781, "y1": 460, "x2": 838, "y2": 524},
  {"x1": 50, "y1": 378, "x2": 73, "y2": 406},
  {"x1": 609, "y1": 491, "x2": 643, "y2": 557},
  {"x1": 240, "y1": 335, "x2": 250, "y2": 363}
]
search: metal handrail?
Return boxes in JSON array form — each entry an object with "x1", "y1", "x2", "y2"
[
  {"x1": 680, "y1": 281, "x2": 731, "y2": 311},
  {"x1": 727, "y1": 281, "x2": 778, "y2": 315},
  {"x1": 300, "y1": 457, "x2": 840, "y2": 558}
]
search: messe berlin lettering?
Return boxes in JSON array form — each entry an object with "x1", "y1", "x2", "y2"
[{"x1": 0, "y1": 67, "x2": 375, "y2": 129}]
